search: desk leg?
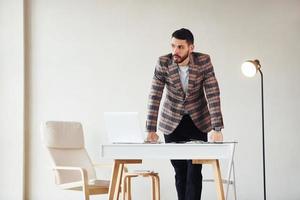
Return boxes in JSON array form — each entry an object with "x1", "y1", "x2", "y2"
[
  {"x1": 193, "y1": 159, "x2": 225, "y2": 200},
  {"x1": 108, "y1": 160, "x2": 124, "y2": 200},
  {"x1": 108, "y1": 160, "x2": 143, "y2": 200},
  {"x1": 212, "y1": 160, "x2": 225, "y2": 200}
]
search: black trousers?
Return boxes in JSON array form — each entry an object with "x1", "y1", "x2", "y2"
[{"x1": 164, "y1": 115, "x2": 208, "y2": 200}]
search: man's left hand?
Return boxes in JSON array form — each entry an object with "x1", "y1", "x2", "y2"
[{"x1": 209, "y1": 130, "x2": 223, "y2": 142}]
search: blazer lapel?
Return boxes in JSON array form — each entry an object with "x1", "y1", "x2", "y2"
[
  {"x1": 168, "y1": 62, "x2": 185, "y2": 96},
  {"x1": 186, "y1": 53, "x2": 199, "y2": 98}
]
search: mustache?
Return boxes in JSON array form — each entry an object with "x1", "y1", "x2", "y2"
[{"x1": 172, "y1": 54, "x2": 181, "y2": 58}]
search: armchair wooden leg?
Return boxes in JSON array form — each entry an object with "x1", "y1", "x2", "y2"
[{"x1": 83, "y1": 190, "x2": 90, "y2": 200}]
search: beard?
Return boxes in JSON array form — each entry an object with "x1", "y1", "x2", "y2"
[{"x1": 172, "y1": 51, "x2": 189, "y2": 64}]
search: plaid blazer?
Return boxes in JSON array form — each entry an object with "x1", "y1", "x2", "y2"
[{"x1": 146, "y1": 52, "x2": 224, "y2": 135}]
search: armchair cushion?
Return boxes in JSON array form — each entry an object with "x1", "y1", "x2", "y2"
[{"x1": 42, "y1": 121, "x2": 84, "y2": 149}]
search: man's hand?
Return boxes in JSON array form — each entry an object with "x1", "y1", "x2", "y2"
[
  {"x1": 146, "y1": 132, "x2": 159, "y2": 143},
  {"x1": 209, "y1": 130, "x2": 223, "y2": 142}
]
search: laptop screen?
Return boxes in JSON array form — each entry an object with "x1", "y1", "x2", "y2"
[{"x1": 104, "y1": 112, "x2": 145, "y2": 143}]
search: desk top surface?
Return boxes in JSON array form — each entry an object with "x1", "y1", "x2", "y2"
[{"x1": 101, "y1": 141, "x2": 237, "y2": 159}]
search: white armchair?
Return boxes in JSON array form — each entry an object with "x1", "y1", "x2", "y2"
[{"x1": 41, "y1": 121, "x2": 110, "y2": 200}]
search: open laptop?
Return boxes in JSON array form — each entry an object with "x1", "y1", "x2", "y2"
[{"x1": 104, "y1": 112, "x2": 146, "y2": 144}]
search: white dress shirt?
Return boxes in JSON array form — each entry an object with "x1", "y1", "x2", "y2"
[{"x1": 178, "y1": 65, "x2": 189, "y2": 94}]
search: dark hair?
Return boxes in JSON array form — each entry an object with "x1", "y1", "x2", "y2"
[{"x1": 171, "y1": 28, "x2": 194, "y2": 45}]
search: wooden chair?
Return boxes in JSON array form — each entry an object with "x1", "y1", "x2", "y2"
[
  {"x1": 122, "y1": 169, "x2": 160, "y2": 200},
  {"x1": 41, "y1": 121, "x2": 112, "y2": 200}
]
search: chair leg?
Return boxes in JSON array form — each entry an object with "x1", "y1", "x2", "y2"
[
  {"x1": 122, "y1": 176, "x2": 127, "y2": 200},
  {"x1": 123, "y1": 173, "x2": 160, "y2": 200},
  {"x1": 150, "y1": 174, "x2": 160, "y2": 200},
  {"x1": 127, "y1": 177, "x2": 132, "y2": 200},
  {"x1": 122, "y1": 175, "x2": 132, "y2": 200},
  {"x1": 151, "y1": 176, "x2": 155, "y2": 200},
  {"x1": 154, "y1": 175, "x2": 160, "y2": 200}
]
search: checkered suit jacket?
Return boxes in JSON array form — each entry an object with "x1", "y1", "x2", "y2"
[{"x1": 146, "y1": 52, "x2": 224, "y2": 135}]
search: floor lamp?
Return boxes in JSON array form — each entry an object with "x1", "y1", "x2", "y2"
[{"x1": 241, "y1": 59, "x2": 266, "y2": 200}]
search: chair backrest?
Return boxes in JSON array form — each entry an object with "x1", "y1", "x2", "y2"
[{"x1": 42, "y1": 121, "x2": 96, "y2": 184}]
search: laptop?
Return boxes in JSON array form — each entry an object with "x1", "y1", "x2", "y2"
[{"x1": 104, "y1": 112, "x2": 146, "y2": 144}]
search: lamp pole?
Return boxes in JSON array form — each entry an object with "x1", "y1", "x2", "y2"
[
  {"x1": 241, "y1": 59, "x2": 267, "y2": 200},
  {"x1": 258, "y1": 67, "x2": 266, "y2": 200}
]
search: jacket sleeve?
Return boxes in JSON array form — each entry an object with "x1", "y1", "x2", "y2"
[
  {"x1": 146, "y1": 59, "x2": 166, "y2": 132},
  {"x1": 203, "y1": 55, "x2": 224, "y2": 129}
]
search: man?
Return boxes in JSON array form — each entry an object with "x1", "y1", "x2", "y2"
[{"x1": 146, "y1": 28, "x2": 224, "y2": 200}]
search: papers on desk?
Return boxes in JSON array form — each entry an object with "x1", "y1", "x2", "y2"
[
  {"x1": 113, "y1": 141, "x2": 163, "y2": 144},
  {"x1": 112, "y1": 140, "x2": 237, "y2": 144},
  {"x1": 171, "y1": 140, "x2": 237, "y2": 144}
]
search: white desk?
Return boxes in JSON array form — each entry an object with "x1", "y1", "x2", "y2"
[{"x1": 101, "y1": 142, "x2": 236, "y2": 200}]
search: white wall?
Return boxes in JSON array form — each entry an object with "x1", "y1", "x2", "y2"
[
  {"x1": 1, "y1": 0, "x2": 299, "y2": 200},
  {"x1": 0, "y1": 0, "x2": 24, "y2": 199}
]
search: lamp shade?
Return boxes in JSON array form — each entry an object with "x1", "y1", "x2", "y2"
[{"x1": 241, "y1": 61, "x2": 258, "y2": 77}]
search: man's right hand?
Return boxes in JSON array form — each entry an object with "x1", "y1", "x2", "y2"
[{"x1": 146, "y1": 132, "x2": 159, "y2": 143}]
